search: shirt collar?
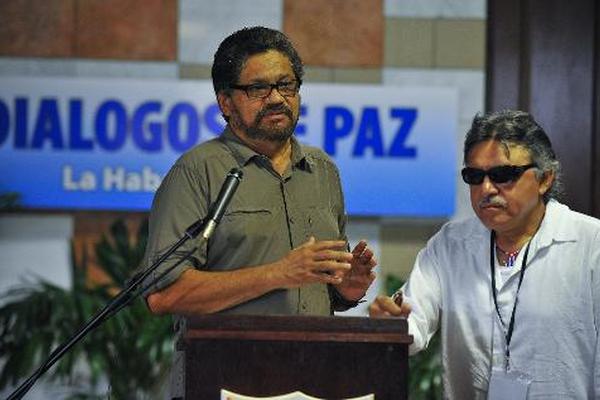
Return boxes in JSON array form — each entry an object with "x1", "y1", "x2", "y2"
[
  {"x1": 220, "y1": 126, "x2": 312, "y2": 171},
  {"x1": 534, "y1": 199, "x2": 578, "y2": 250},
  {"x1": 465, "y1": 199, "x2": 577, "y2": 254}
]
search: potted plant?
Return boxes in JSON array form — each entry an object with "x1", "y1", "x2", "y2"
[{"x1": 0, "y1": 219, "x2": 174, "y2": 399}]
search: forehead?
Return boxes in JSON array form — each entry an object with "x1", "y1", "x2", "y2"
[
  {"x1": 466, "y1": 140, "x2": 532, "y2": 167},
  {"x1": 238, "y1": 50, "x2": 294, "y2": 83}
]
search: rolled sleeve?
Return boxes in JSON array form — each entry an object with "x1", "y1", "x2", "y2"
[{"x1": 139, "y1": 161, "x2": 208, "y2": 295}]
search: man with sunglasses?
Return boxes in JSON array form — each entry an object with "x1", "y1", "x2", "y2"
[
  {"x1": 139, "y1": 27, "x2": 376, "y2": 398},
  {"x1": 370, "y1": 110, "x2": 599, "y2": 399}
]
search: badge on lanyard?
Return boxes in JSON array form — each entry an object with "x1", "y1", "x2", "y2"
[
  {"x1": 488, "y1": 231, "x2": 534, "y2": 400},
  {"x1": 488, "y1": 369, "x2": 532, "y2": 400}
]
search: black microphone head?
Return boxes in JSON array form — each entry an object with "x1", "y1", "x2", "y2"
[
  {"x1": 227, "y1": 168, "x2": 244, "y2": 181},
  {"x1": 208, "y1": 168, "x2": 244, "y2": 226},
  {"x1": 192, "y1": 168, "x2": 244, "y2": 240}
]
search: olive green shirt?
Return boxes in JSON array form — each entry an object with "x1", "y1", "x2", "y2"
[{"x1": 142, "y1": 127, "x2": 348, "y2": 316}]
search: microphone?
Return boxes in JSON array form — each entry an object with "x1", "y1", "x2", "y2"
[{"x1": 200, "y1": 168, "x2": 244, "y2": 240}]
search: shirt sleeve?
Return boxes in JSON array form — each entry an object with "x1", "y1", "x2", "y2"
[
  {"x1": 592, "y1": 230, "x2": 600, "y2": 396},
  {"x1": 404, "y1": 237, "x2": 443, "y2": 355},
  {"x1": 138, "y1": 160, "x2": 209, "y2": 295}
]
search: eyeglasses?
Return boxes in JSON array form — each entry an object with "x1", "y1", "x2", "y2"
[
  {"x1": 229, "y1": 80, "x2": 301, "y2": 99},
  {"x1": 461, "y1": 164, "x2": 537, "y2": 185}
]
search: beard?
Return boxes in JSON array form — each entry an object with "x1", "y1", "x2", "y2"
[{"x1": 232, "y1": 103, "x2": 298, "y2": 143}]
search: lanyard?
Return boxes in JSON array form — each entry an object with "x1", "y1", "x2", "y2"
[{"x1": 489, "y1": 231, "x2": 531, "y2": 366}]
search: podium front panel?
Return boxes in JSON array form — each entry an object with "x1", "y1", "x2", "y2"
[{"x1": 182, "y1": 314, "x2": 411, "y2": 400}]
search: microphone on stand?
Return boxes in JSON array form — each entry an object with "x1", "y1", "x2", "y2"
[
  {"x1": 6, "y1": 168, "x2": 244, "y2": 400},
  {"x1": 199, "y1": 168, "x2": 244, "y2": 240}
]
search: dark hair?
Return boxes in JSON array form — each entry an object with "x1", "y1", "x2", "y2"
[
  {"x1": 211, "y1": 26, "x2": 304, "y2": 96},
  {"x1": 463, "y1": 110, "x2": 562, "y2": 202}
]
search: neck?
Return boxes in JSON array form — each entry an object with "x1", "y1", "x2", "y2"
[
  {"x1": 495, "y1": 201, "x2": 546, "y2": 253},
  {"x1": 231, "y1": 128, "x2": 293, "y2": 175}
]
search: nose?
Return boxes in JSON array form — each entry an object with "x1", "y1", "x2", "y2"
[
  {"x1": 480, "y1": 175, "x2": 499, "y2": 195},
  {"x1": 264, "y1": 86, "x2": 286, "y2": 103}
]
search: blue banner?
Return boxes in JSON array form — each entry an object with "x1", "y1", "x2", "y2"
[{"x1": 0, "y1": 78, "x2": 457, "y2": 217}]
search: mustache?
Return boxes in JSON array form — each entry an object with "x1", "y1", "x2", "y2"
[
  {"x1": 256, "y1": 104, "x2": 293, "y2": 121},
  {"x1": 478, "y1": 196, "x2": 507, "y2": 208}
]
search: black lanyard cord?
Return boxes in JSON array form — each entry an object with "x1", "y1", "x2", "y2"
[{"x1": 489, "y1": 231, "x2": 532, "y2": 361}]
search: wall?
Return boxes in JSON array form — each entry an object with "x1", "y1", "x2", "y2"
[
  {"x1": 487, "y1": 0, "x2": 600, "y2": 217},
  {"x1": 0, "y1": 0, "x2": 486, "y2": 397},
  {"x1": 0, "y1": 0, "x2": 486, "y2": 298}
]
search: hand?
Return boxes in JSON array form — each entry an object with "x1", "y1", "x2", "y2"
[
  {"x1": 368, "y1": 292, "x2": 411, "y2": 318},
  {"x1": 270, "y1": 236, "x2": 353, "y2": 288},
  {"x1": 333, "y1": 240, "x2": 377, "y2": 302}
]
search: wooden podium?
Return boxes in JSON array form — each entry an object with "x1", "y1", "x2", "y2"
[{"x1": 181, "y1": 314, "x2": 412, "y2": 399}]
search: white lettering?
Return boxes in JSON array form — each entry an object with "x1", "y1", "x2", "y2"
[
  {"x1": 142, "y1": 166, "x2": 162, "y2": 191},
  {"x1": 62, "y1": 165, "x2": 96, "y2": 191},
  {"x1": 103, "y1": 166, "x2": 125, "y2": 191},
  {"x1": 103, "y1": 166, "x2": 162, "y2": 192}
]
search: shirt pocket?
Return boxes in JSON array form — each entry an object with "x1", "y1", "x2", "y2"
[{"x1": 217, "y1": 207, "x2": 273, "y2": 247}]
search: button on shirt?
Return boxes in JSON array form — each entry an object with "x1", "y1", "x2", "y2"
[{"x1": 402, "y1": 200, "x2": 600, "y2": 399}]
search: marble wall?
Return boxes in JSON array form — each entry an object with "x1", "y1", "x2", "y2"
[{"x1": 0, "y1": 0, "x2": 486, "y2": 297}]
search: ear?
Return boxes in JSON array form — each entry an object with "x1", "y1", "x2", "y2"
[
  {"x1": 538, "y1": 170, "x2": 555, "y2": 196},
  {"x1": 217, "y1": 92, "x2": 233, "y2": 120}
]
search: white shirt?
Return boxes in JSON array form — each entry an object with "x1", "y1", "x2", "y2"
[{"x1": 404, "y1": 200, "x2": 600, "y2": 399}]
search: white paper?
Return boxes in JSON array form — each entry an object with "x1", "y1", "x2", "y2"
[{"x1": 221, "y1": 389, "x2": 374, "y2": 400}]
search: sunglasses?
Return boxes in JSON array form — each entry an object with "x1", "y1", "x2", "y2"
[{"x1": 461, "y1": 164, "x2": 537, "y2": 185}]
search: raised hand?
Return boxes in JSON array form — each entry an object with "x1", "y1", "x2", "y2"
[
  {"x1": 269, "y1": 236, "x2": 353, "y2": 288},
  {"x1": 333, "y1": 240, "x2": 377, "y2": 302}
]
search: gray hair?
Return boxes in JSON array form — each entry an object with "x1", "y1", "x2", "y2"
[{"x1": 463, "y1": 110, "x2": 563, "y2": 203}]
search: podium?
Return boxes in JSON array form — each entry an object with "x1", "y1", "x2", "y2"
[{"x1": 181, "y1": 314, "x2": 412, "y2": 399}]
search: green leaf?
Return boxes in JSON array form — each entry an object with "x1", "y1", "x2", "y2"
[
  {"x1": 0, "y1": 217, "x2": 173, "y2": 398},
  {"x1": 0, "y1": 192, "x2": 21, "y2": 210}
]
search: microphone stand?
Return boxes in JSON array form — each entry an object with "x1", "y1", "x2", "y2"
[{"x1": 6, "y1": 218, "x2": 208, "y2": 400}]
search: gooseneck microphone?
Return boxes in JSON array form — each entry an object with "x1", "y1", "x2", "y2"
[{"x1": 200, "y1": 168, "x2": 244, "y2": 240}]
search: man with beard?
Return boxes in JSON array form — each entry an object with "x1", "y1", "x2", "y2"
[
  {"x1": 141, "y1": 27, "x2": 377, "y2": 398},
  {"x1": 369, "y1": 110, "x2": 600, "y2": 399}
]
